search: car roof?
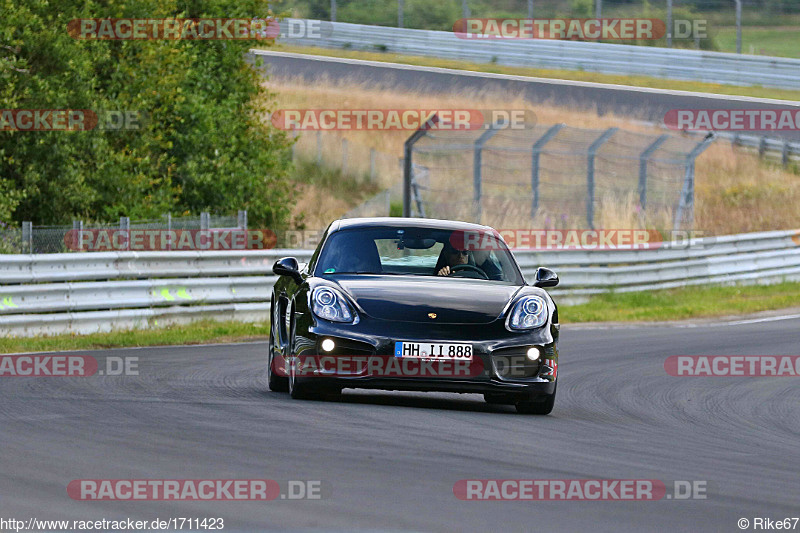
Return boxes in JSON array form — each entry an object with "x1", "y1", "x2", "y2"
[{"x1": 329, "y1": 217, "x2": 494, "y2": 233}]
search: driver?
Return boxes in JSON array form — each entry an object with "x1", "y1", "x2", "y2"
[
  {"x1": 436, "y1": 242, "x2": 504, "y2": 280},
  {"x1": 436, "y1": 242, "x2": 470, "y2": 276}
]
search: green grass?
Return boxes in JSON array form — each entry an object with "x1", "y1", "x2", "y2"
[
  {"x1": 0, "y1": 320, "x2": 269, "y2": 355},
  {"x1": 561, "y1": 281, "x2": 800, "y2": 323},
  {"x1": 714, "y1": 26, "x2": 800, "y2": 58},
  {"x1": 267, "y1": 44, "x2": 800, "y2": 102}
]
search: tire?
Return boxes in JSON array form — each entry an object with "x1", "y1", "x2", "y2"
[
  {"x1": 267, "y1": 327, "x2": 288, "y2": 392},
  {"x1": 288, "y1": 365, "x2": 319, "y2": 400},
  {"x1": 515, "y1": 383, "x2": 557, "y2": 415}
]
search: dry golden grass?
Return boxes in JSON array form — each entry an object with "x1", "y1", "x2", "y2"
[
  {"x1": 695, "y1": 144, "x2": 800, "y2": 234},
  {"x1": 266, "y1": 77, "x2": 800, "y2": 235}
]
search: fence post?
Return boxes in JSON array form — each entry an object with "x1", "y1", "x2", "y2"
[
  {"x1": 782, "y1": 140, "x2": 790, "y2": 167},
  {"x1": 674, "y1": 133, "x2": 715, "y2": 231},
  {"x1": 331, "y1": 0, "x2": 336, "y2": 22},
  {"x1": 120, "y1": 216, "x2": 130, "y2": 251},
  {"x1": 369, "y1": 148, "x2": 376, "y2": 182},
  {"x1": 666, "y1": 0, "x2": 673, "y2": 47},
  {"x1": 200, "y1": 212, "x2": 210, "y2": 231},
  {"x1": 238, "y1": 210, "x2": 248, "y2": 230},
  {"x1": 527, "y1": 0, "x2": 533, "y2": 19},
  {"x1": 586, "y1": 128, "x2": 618, "y2": 229},
  {"x1": 166, "y1": 213, "x2": 172, "y2": 251},
  {"x1": 462, "y1": 0, "x2": 469, "y2": 18},
  {"x1": 410, "y1": 164, "x2": 427, "y2": 218},
  {"x1": 398, "y1": 0, "x2": 404, "y2": 28},
  {"x1": 530, "y1": 124, "x2": 564, "y2": 218},
  {"x1": 22, "y1": 221, "x2": 32, "y2": 254},
  {"x1": 639, "y1": 134, "x2": 669, "y2": 211},
  {"x1": 71, "y1": 220, "x2": 83, "y2": 252},
  {"x1": 403, "y1": 115, "x2": 438, "y2": 217},
  {"x1": 735, "y1": 0, "x2": 742, "y2": 54},
  {"x1": 758, "y1": 136, "x2": 767, "y2": 158},
  {"x1": 595, "y1": 0, "x2": 602, "y2": 19},
  {"x1": 473, "y1": 124, "x2": 502, "y2": 224}
]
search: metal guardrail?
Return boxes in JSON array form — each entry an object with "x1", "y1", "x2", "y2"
[
  {"x1": 274, "y1": 19, "x2": 800, "y2": 91},
  {"x1": 0, "y1": 250, "x2": 313, "y2": 337},
  {"x1": 727, "y1": 133, "x2": 800, "y2": 166},
  {"x1": 1, "y1": 230, "x2": 799, "y2": 336}
]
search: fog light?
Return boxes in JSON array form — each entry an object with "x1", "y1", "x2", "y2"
[
  {"x1": 321, "y1": 338, "x2": 335, "y2": 352},
  {"x1": 526, "y1": 347, "x2": 540, "y2": 361}
]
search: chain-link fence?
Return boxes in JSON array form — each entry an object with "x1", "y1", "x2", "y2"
[
  {"x1": 3, "y1": 212, "x2": 246, "y2": 254},
  {"x1": 403, "y1": 122, "x2": 714, "y2": 230}
]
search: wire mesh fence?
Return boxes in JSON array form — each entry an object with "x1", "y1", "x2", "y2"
[
  {"x1": 404, "y1": 122, "x2": 714, "y2": 230},
  {"x1": 287, "y1": 121, "x2": 715, "y2": 230}
]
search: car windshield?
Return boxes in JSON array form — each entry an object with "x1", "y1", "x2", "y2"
[{"x1": 313, "y1": 226, "x2": 524, "y2": 284}]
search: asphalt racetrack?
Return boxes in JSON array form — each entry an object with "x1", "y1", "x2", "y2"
[
  {"x1": 2, "y1": 316, "x2": 799, "y2": 532},
  {"x1": 254, "y1": 50, "x2": 800, "y2": 142}
]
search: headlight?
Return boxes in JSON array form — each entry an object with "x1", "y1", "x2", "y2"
[
  {"x1": 507, "y1": 295, "x2": 547, "y2": 331},
  {"x1": 311, "y1": 287, "x2": 357, "y2": 323}
]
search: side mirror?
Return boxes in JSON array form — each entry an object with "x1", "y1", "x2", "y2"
[
  {"x1": 533, "y1": 267, "x2": 559, "y2": 288},
  {"x1": 273, "y1": 257, "x2": 303, "y2": 284}
]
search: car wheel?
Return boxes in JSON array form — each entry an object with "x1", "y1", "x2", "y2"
[
  {"x1": 267, "y1": 327, "x2": 288, "y2": 392},
  {"x1": 515, "y1": 383, "x2": 557, "y2": 415},
  {"x1": 288, "y1": 360, "x2": 319, "y2": 400}
]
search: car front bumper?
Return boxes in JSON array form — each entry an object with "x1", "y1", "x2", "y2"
[{"x1": 288, "y1": 314, "x2": 559, "y2": 398}]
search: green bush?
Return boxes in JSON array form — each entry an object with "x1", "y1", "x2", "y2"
[{"x1": 570, "y1": 0, "x2": 594, "y2": 18}]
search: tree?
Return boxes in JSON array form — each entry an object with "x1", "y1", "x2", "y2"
[{"x1": 0, "y1": 0, "x2": 294, "y2": 227}]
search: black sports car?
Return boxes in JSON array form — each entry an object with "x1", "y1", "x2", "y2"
[{"x1": 268, "y1": 217, "x2": 560, "y2": 414}]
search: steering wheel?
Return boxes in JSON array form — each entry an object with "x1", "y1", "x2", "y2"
[{"x1": 450, "y1": 263, "x2": 489, "y2": 280}]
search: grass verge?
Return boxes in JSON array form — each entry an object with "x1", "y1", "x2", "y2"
[
  {"x1": 560, "y1": 281, "x2": 800, "y2": 323},
  {"x1": 0, "y1": 320, "x2": 269, "y2": 355},
  {"x1": 715, "y1": 27, "x2": 800, "y2": 59},
  {"x1": 267, "y1": 44, "x2": 800, "y2": 102}
]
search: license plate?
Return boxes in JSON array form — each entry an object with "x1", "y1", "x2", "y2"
[{"x1": 394, "y1": 342, "x2": 473, "y2": 360}]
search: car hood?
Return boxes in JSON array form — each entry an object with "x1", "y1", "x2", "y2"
[{"x1": 331, "y1": 275, "x2": 523, "y2": 324}]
